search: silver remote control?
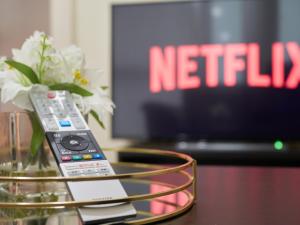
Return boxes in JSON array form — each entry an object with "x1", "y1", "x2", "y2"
[{"x1": 29, "y1": 90, "x2": 136, "y2": 224}]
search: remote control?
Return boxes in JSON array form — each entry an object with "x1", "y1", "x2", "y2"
[{"x1": 29, "y1": 90, "x2": 136, "y2": 224}]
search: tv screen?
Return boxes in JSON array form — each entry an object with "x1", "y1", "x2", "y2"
[{"x1": 112, "y1": 0, "x2": 300, "y2": 141}]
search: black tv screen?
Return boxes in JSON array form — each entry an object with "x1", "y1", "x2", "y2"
[{"x1": 112, "y1": 0, "x2": 300, "y2": 141}]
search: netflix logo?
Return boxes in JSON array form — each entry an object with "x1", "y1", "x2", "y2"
[{"x1": 149, "y1": 42, "x2": 300, "y2": 93}]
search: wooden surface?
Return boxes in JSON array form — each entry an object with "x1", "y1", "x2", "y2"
[{"x1": 161, "y1": 165, "x2": 300, "y2": 225}]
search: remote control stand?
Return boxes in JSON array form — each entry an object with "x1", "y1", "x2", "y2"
[{"x1": 29, "y1": 90, "x2": 136, "y2": 224}]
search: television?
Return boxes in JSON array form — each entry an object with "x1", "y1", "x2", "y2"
[{"x1": 111, "y1": 0, "x2": 300, "y2": 144}]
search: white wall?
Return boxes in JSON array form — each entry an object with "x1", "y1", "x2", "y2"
[
  {"x1": 50, "y1": 0, "x2": 180, "y2": 154},
  {"x1": 0, "y1": 0, "x2": 49, "y2": 112},
  {"x1": 0, "y1": 0, "x2": 50, "y2": 56},
  {"x1": 49, "y1": 0, "x2": 75, "y2": 48}
]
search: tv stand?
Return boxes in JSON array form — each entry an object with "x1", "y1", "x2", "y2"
[
  {"x1": 119, "y1": 141, "x2": 300, "y2": 166},
  {"x1": 175, "y1": 140, "x2": 277, "y2": 152}
]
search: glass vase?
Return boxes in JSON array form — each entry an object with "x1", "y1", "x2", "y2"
[{"x1": 0, "y1": 112, "x2": 69, "y2": 222}]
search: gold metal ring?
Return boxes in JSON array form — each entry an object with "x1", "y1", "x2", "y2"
[
  {"x1": 0, "y1": 147, "x2": 197, "y2": 224},
  {"x1": 0, "y1": 148, "x2": 193, "y2": 182}
]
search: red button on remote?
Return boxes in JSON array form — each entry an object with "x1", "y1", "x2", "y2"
[
  {"x1": 47, "y1": 92, "x2": 56, "y2": 99},
  {"x1": 61, "y1": 155, "x2": 72, "y2": 161}
]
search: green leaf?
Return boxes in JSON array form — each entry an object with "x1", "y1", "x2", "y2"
[
  {"x1": 90, "y1": 110, "x2": 105, "y2": 129},
  {"x1": 5, "y1": 60, "x2": 39, "y2": 84},
  {"x1": 101, "y1": 86, "x2": 108, "y2": 90},
  {"x1": 29, "y1": 113, "x2": 45, "y2": 157},
  {"x1": 49, "y1": 83, "x2": 93, "y2": 97}
]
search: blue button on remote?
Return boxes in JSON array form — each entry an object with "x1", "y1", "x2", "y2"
[
  {"x1": 59, "y1": 120, "x2": 71, "y2": 127},
  {"x1": 92, "y1": 153, "x2": 103, "y2": 159}
]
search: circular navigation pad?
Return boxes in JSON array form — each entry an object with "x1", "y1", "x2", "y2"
[{"x1": 61, "y1": 135, "x2": 89, "y2": 151}]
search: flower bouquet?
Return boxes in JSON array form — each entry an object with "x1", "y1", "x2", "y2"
[
  {"x1": 0, "y1": 31, "x2": 115, "y2": 220},
  {"x1": 0, "y1": 31, "x2": 114, "y2": 166}
]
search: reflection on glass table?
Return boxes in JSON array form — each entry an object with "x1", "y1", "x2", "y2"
[{"x1": 0, "y1": 163, "x2": 192, "y2": 225}]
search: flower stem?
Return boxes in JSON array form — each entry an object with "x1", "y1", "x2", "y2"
[{"x1": 37, "y1": 35, "x2": 48, "y2": 82}]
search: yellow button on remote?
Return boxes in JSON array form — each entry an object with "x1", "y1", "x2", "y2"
[{"x1": 83, "y1": 154, "x2": 92, "y2": 160}]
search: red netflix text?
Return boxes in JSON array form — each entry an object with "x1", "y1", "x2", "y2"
[{"x1": 149, "y1": 42, "x2": 300, "y2": 93}]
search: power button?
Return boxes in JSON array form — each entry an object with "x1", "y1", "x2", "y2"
[{"x1": 47, "y1": 91, "x2": 56, "y2": 99}]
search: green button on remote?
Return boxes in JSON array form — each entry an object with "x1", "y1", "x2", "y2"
[{"x1": 72, "y1": 155, "x2": 83, "y2": 160}]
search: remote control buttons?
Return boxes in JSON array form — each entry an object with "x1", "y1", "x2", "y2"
[
  {"x1": 44, "y1": 118, "x2": 59, "y2": 131},
  {"x1": 36, "y1": 99, "x2": 52, "y2": 115},
  {"x1": 72, "y1": 155, "x2": 83, "y2": 160},
  {"x1": 59, "y1": 120, "x2": 71, "y2": 127},
  {"x1": 87, "y1": 149, "x2": 97, "y2": 153},
  {"x1": 61, "y1": 135, "x2": 89, "y2": 151},
  {"x1": 92, "y1": 153, "x2": 103, "y2": 159},
  {"x1": 83, "y1": 154, "x2": 92, "y2": 160},
  {"x1": 62, "y1": 99, "x2": 77, "y2": 115},
  {"x1": 61, "y1": 155, "x2": 72, "y2": 161},
  {"x1": 70, "y1": 117, "x2": 86, "y2": 129},
  {"x1": 61, "y1": 154, "x2": 101, "y2": 162},
  {"x1": 47, "y1": 91, "x2": 56, "y2": 99}
]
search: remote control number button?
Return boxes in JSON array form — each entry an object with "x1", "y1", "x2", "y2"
[
  {"x1": 67, "y1": 170, "x2": 83, "y2": 176},
  {"x1": 83, "y1": 168, "x2": 98, "y2": 175},
  {"x1": 44, "y1": 118, "x2": 58, "y2": 131},
  {"x1": 70, "y1": 117, "x2": 86, "y2": 129}
]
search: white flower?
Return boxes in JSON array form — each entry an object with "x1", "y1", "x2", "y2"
[
  {"x1": 0, "y1": 57, "x2": 7, "y2": 71},
  {"x1": 0, "y1": 71, "x2": 23, "y2": 103},
  {"x1": 13, "y1": 85, "x2": 49, "y2": 111},
  {"x1": 12, "y1": 31, "x2": 54, "y2": 74},
  {"x1": 42, "y1": 53, "x2": 72, "y2": 85},
  {"x1": 72, "y1": 88, "x2": 115, "y2": 121},
  {"x1": 61, "y1": 45, "x2": 85, "y2": 73},
  {"x1": 84, "y1": 69, "x2": 104, "y2": 89},
  {"x1": 41, "y1": 45, "x2": 85, "y2": 85},
  {"x1": 90, "y1": 88, "x2": 115, "y2": 115},
  {"x1": 0, "y1": 68, "x2": 48, "y2": 111},
  {"x1": 0, "y1": 31, "x2": 114, "y2": 129},
  {"x1": 70, "y1": 68, "x2": 115, "y2": 120}
]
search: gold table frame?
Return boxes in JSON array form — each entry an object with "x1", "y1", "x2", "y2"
[{"x1": 0, "y1": 148, "x2": 197, "y2": 224}]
